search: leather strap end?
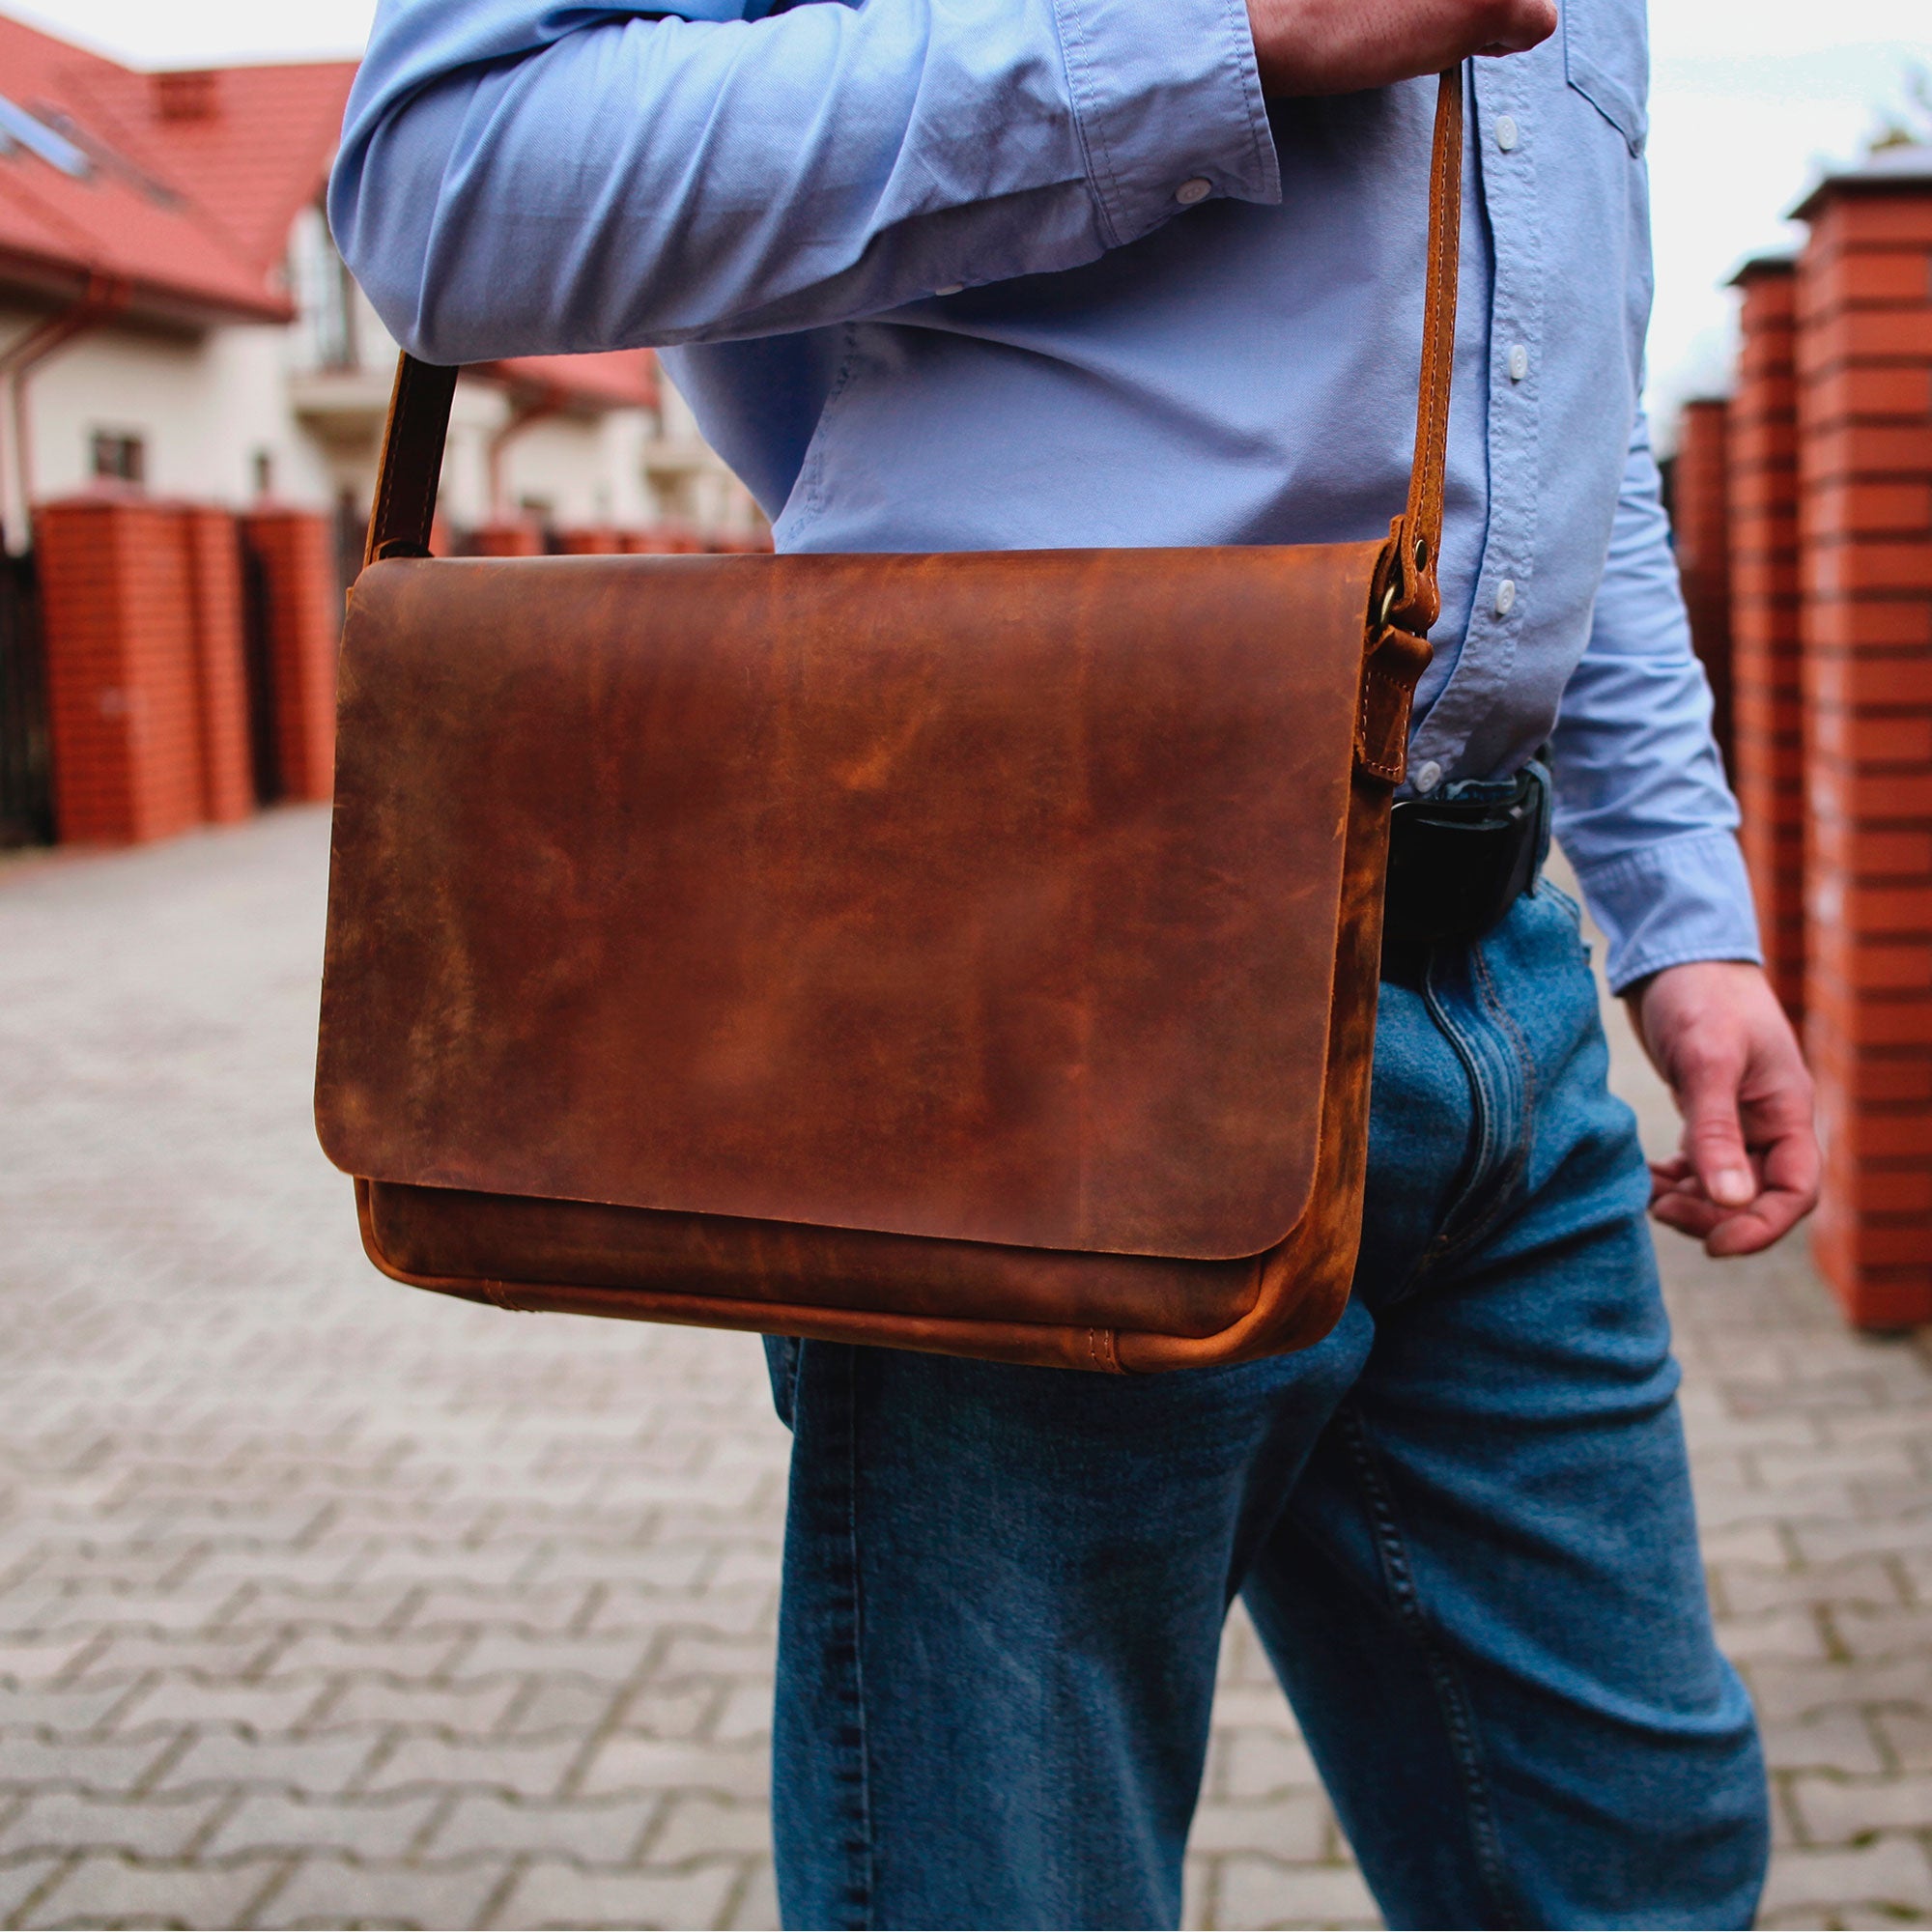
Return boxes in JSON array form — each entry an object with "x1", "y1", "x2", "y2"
[{"x1": 1354, "y1": 624, "x2": 1432, "y2": 786}]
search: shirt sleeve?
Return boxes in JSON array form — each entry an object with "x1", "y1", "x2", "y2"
[
  {"x1": 328, "y1": 0, "x2": 1280, "y2": 362},
  {"x1": 1551, "y1": 410, "x2": 1765, "y2": 993}
]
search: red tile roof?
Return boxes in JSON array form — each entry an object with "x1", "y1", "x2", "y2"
[
  {"x1": 66, "y1": 56, "x2": 360, "y2": 282},
  {"x1": 0, "y1": 10, "x2": 661, "y2": 412},
  {"x1": 481, "y1": 352, "x2": 663, "y2": 413},
  {"x1": 0, "y1": 10, "x2": 353, "y2": 321}
]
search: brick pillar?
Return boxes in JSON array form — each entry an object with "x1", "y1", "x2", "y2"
[
  {"x1": 468, "y1": 524, "x2": 545, "y2": 557},
  {"x1": 239, "y1": 508, "x2": 338, "y2": 803},
  {"x1": 177, "y1": 506, "x2": 253, "y2": 824},
  {"x1": 35, "y1": 497, "x2": 203, "y2": 844},
  {"x1": 1727, "y1": 256, "x2": 1805, "y2": 1021},
  {"x1": 554, "y1": 527, "x2": 625, "y2": 555},
  {"x1": 1793, "y1": 167, "x2": 1932, "y2": 1328},
  {"x1": 1673, "y1": 397, "x2": 1735, "y2": 772}
]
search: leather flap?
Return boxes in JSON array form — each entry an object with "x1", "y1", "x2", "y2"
[{"x1": 316, "y1": 544, "x2": 1380, "y2": 1262}]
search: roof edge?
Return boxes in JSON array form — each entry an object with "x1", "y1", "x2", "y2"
[
  {"x1": 1725, "y1": 247, "x2": 1799, "y2": 288},
  {"x1": 0, "y1": 244, "x2": 293, "y2": 327},
  {"x1": 1790, "y1": 146, "x2": 1932, "y2": 223}
]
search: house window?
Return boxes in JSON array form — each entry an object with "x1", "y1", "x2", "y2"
[
  {"x1": 91, "y1": 431, "x2": 145, "y2": 485},
  {"x1": 320, "y1": 247, "x2": 359, "y2": 371},
  {"x1": 292, "y1": 202, "x2": 360, "y2": 372}
]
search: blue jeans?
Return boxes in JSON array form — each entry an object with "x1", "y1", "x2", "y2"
[{"x1": 762, "y1": 882, "x2": 1768, "y2": 1930}]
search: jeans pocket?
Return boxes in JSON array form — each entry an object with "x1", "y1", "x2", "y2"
[{"x1": 1563, "y1": 0, "x2": 1649, "y2": 156}]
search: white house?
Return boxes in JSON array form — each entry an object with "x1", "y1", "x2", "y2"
[{"x1": 0, "y1": 9, "x2": 765, "y2": 570}]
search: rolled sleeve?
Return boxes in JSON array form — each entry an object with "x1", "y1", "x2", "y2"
[
  {"x1": 1570, "y1": 829, "x2": 1763, "y2": 992},
  {"x1": 1053, "y1": 0, "x2": 1280, "y2": 245},
  {"x1": 334, "y1": 0, "x2": 1282, "y2": 361},
  {"x1": 1552, "y1": 409, "x2": 1763, "y2": 992}
]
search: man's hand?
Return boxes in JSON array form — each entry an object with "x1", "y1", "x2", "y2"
[
  {"x1": 1623, "y1": 961, "x2": 1820, "y2": 1258},
  {"x1": 1245, "y1": 0, "x2": 1556, "y2": 97}
]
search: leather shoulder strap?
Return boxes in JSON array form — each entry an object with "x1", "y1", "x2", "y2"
[
  {"x1": 364, "y1": 354, "x2": 459, "y2": 566},
  {"x1": 1385, "y1": 65, "x2": 1464, "y2": 635},
  {"x1": 361, "y1": 67, "x2": 1466, "y2": 586}
]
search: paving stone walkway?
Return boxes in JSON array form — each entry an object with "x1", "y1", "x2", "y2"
[{"x1": 0, "y1": 808, "x2": 1928, "y2": 1930}]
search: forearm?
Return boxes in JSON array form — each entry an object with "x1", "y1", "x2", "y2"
[
  {"x1": 328, "y1": 0, "x2": 1279, "y2": 360},
  {"x1": 1551, "y1": 417, "x2": 1761, "y2": 990}
]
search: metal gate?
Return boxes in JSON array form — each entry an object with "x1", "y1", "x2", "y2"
[{"x1": 0, "y1": 551, "x2": 53, "y2": 847}]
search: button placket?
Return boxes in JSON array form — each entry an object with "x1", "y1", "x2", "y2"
[{"x1": 1406, "y1": 61, "x2": 1544, "y2": 784}]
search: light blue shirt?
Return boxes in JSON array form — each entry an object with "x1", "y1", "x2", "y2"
[{"x1": 330, "y1": 0, "x2": 1759, "y2": 990}]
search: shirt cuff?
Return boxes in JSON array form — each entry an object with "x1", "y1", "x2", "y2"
[
  {"x1": 1570, "y1": 830, "x2": 1765, "y2": 993},
  {"x1": 1051, "y1": 0, "x2": 1280, "y2": 247}
]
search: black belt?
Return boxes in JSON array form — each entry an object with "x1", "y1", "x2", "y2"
[{"x1": 1382, "y1": 756, "x2": 1551, "y2": 971}]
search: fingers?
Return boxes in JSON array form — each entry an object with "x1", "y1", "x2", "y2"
[
  {"x1": 1635, "y1": 962, "x2": 1822, "y2": 1263},
  {"x1": 1649, "y1": 1153, "x2": 1749, "y2": 1243},
  {"x1": 1248, "y1": 0, "x2": 1556, "y2": 98},
  {"x1": 1437, "y1": 1, "x2": 1556, "y2": 68},
  {"x1": 1477, "y1": 0, "x2": 1557, "y2": 53},
  {"x1": 1650, "y1": 1179, "x2": 1801, "y2": 1256},
  {"x1": 1704, "y1": 1181, "x2": 1811, "y2": 1258},
  {"x1": 1647, "y1": 1128, "x2": 1818, "y2": 1259},
  {"x1": 1673, "y1": 1039, "x2": 1758, "y2": 1210},
  {"x1": 1756, "y1": 1081, "x2": 1823, "y2": 1210}
]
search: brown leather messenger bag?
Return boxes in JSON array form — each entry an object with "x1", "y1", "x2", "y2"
[{"x1": 314, "y1": 69, "x2": 1465, "y2": 1375}]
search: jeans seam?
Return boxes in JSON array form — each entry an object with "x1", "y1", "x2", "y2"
[
  {"x1": 1338, "y1": 1406, "x2": 1520, "y2": 1927},
  {"x1": 1446, "y1": 940, "x2": 1538, "y2": 1257},
  {"x1": 1413, "y1": 961, "x2": 1520, "y2": 1282},
  {"x1": 1414, "y1": 943, "x2": 1542, "y2": 1284},
  {"x1": 1421, "y1": 965, "x2": 1496, "y2": 1235},
  {"x1": 1473, "y1": 940, "x2": 1539, "y2": 1149}
]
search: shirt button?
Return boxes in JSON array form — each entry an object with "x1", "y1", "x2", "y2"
[
  {"x1": 1494, "y1": 578, "x2": 1518, "y2": 617},
  {"x1": 1175, "y1": 178, "x2": 1211, "y2": 206},
  {"x1": 933, "y1": 284, "x2": 964, "y2": 297},
  {"x1": 1495, "y1": 114, "x2": 1520, "y2": 152},
  {"x1": 1412, "y1": 759, "x2": 1443, "y2": 795},
  {"x1": 1508, "y1": 343, "x2": 1529, "y2": 382}
]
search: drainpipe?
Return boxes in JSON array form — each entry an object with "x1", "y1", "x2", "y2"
[{"x1": 0, "y1": 273, "x2": 129, "y2": 553}]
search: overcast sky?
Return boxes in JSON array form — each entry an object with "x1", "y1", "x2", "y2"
[{"x1": 11, "y1": 0, "x2": 1932, "y2": 435}]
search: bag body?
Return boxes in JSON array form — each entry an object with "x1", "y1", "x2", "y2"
[{"x1": 314, "y1": 72, "x2": 1466, "y2": 1373}]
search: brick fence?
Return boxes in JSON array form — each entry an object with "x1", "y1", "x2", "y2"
[
  {"x1": 181, "y1": 504, "x2": 256, "y2": 828},
  {"x1": 1664, "y1": 152, "x2": 1932, "y2": 1329},
  {"x1": 1795, "y1": 163, "x2": 1932, "y2": 1331},
  {"x1": 22, "y1": 502, "x2": 773, "y2": 853},
  {"x1": 35, "y1": 497, "x2": 207, "y2": 848},
  {"x1": 238, "y1": 508, "x2": 339, "y2": 806},
  {"x1": 1729, "y1": 257, "x2": 1806, "y2": 1023},
  {"x1": 1675, "y1": 397, "x2": 1735, "y2": 771},
  {"x1": 32, "y1": 497, "x2": 339, "y2": 844}
]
